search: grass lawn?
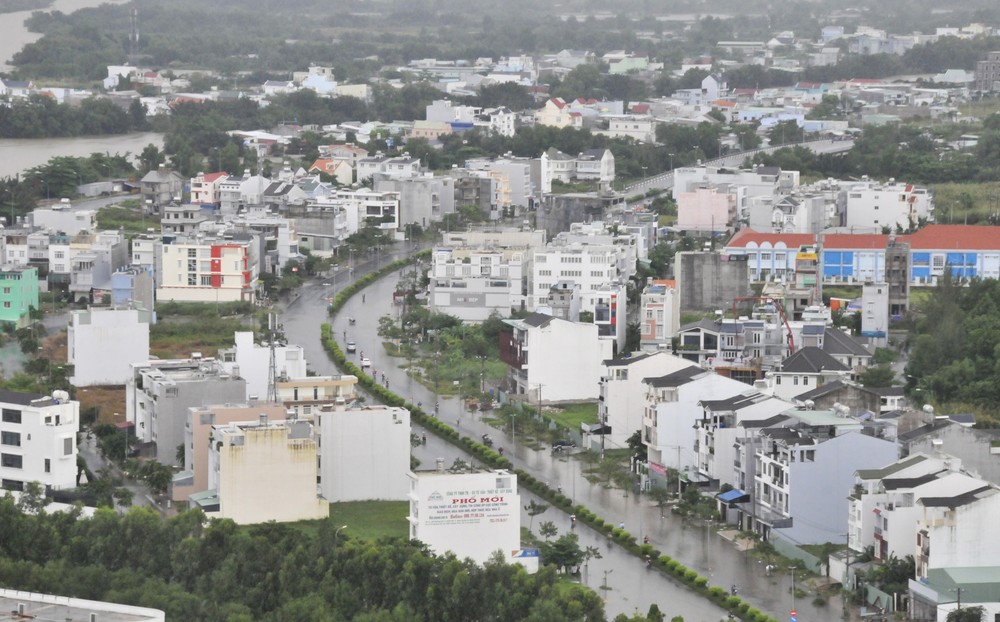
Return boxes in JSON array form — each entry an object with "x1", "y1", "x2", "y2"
[
  {"x1": 329, "y1": 500, "x2": 410, "y2": 540},
  {"x1": 546, "y1": 403, "x2": 598, "y2": 430},
  {"x1": 150, "y1": 315, "x2": 252, "y2": 358},
  {"x1": 96, "y1": 205, "x2": 160, "y2": 236},
  {"x1": 928, "y1": 182, "x2": 1000, "y2": 224}
]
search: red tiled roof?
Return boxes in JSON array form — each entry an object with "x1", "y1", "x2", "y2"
[
  {"x1": 631, "y1": 104, "x2": 650, "y2": 113},
  {"x1": 204, "y1": 172, "x2": 228, "y2": 182},
  {"x1": 726, "y1": 229, "x2": 815, "y2": 248},
  {"x1": 729, "y1": 225, "x2": 1000, "y2": 253},
  {"x1": 714, "y1": 99, "x2": 737, "y2": 107},
  {"x1": 899, "y1": 225, "x2": 1000, "y2": 250},
  {"x1": 796, "y1": 82, "x2": 821, "y2": 89},
  {"x1": 550, "y1": 98, "x2": 566, "y2": 108},
  {"x1": 822, "y1": 233, "x2": 888, "y2": 249},
  {"x1": 569, "y1": 112, "x2": 582, "y2": 117}
]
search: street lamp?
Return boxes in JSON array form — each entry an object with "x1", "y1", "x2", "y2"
[
  {"x1": 668, "y1": 153, "x2": 674, "y2": 172},
  {"x1": 335, "y1": 524, "x2": 348, "y2": 547}
]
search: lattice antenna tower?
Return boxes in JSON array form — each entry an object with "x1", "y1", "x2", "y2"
[{"x1": 128, "y1": 3, "x2": 140, "y2": 65}]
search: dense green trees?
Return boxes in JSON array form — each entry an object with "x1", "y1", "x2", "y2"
[
  {"x1": 0, "y1": 501, "x2": 606, "y2": 621},
  {"x1": 906, "y1": 275, "x2": 1000, "y2": 419},
  {"x1": 0, "y1": 95, "x2": 144, "y2": 139}
]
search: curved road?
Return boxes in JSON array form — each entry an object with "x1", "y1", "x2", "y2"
[{"x1": 281, "y1": 251, "x2": 853, "y2": 622}]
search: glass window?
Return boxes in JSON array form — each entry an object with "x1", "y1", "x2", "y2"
[
  {"x1": 1, "y1": 453, "x2": 23, "y2": 469},
  {"x1": 1, "y1": 409, "x2": 21, "y2": 424},
  {"x1": 0, "y1": 431, "x2": 20, "y2": 446}
]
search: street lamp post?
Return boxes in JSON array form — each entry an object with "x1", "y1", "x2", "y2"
[
  {"x1": 668, "y1": 153, "x2": 674, "y2": 172},
  {"x1": 334, "y1": 524, "x2": 348, "y2": 548}
]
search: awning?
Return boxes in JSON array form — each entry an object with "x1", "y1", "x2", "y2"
[{"x1": 717, "y1": 488, "x2": 750, "y2": 504}]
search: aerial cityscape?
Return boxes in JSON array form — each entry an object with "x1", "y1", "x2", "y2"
[{"x1": 1, "y1": 0, "x2": 1000, "y2": 619}]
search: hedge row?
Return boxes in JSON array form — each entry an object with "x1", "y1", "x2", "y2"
[{"x1": 317, "y1": 251, "x2": 779, "y2": 622}]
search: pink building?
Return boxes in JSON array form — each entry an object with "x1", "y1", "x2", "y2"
[
  {"x1": 189, "y1": 172, "x2": 229, "y2": 207},
  {"x1": 677, "y1": 184, "x2": 740, "y2": 233}
]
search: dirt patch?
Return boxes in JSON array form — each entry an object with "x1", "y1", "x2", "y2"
[{"x1": 76, "y1": 386, "x2": 126, "y2": 424}]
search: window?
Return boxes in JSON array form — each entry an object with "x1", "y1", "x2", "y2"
[
  {"x1": 44, "y1": 458, "x2": 50, "y2": 473},
  {"x1": 201, "y1": 276, "x2": 212, "y2": 286},
  {"x1": 188, "y1": 274, "x2": 197, "y2": 286},
  {"x1": 2, "y1": 302, "x2": 9, "y2": 309},
  {"x1": 1, "y1": 453, "x2": 23, "y2": 469},
  {"x1": 63, "y1": 438, "x2": 73, "y2": 456},
  {"x1": 1, "y1": 409, "x2": 21, "y2": 424},
  {"x1": 187, "y1": 248, "x2": 197, "y2": 258},
  {"x1": 1, "y1": 479, "x2": 23, "y2": 491},
  {"x1": 1, "y1": 287, "x2": 8, "y2": 294},
  {"x1": 1, "y1": 432, "x2": 20, "y2": 446}
]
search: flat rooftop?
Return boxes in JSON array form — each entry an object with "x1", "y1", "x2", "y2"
[{"x1": 0, "y1": 589, "x2": 165, "y2": 621}]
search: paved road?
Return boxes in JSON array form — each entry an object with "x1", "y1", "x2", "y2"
[
  {"x1": 624, "y1": 138, "x2": 855, "y2": 195},
  {"x1": 281, "y1": 250, "x2": 856, "y2": 622}
]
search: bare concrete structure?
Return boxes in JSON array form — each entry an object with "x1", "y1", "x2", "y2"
[{"x1": 676, "y1": 251, "x2": 751, "y2": 311}]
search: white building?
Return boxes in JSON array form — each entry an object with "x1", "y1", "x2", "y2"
[
  {"x1": 599, "y1": 115, "x2": 658, "y2": 143},
  {"x1": 201, "y1": 417, "x2": 328, "y2": 524},
  {"x1": 156, "y1": 233, "x2": 260, "y2": 303},
  {"x1": 30, "y1": 206, "x2": 97, "y2": 236},
  {"x1": 407, "y1": 469, "x2": 524, "y2": 567},
  {"x1": 749, "y1": 414, "x2": 897, "y2": 544},
  {"x1": 319, "y1": 405, "x2": 411, "y2": 502},
  {"x1": 428, "y1": 247, "x2": 528, "y2": 321},
  {"x1": 501, "y1": 313, "x2": 612, "y2": 402},
  {"x1": 861, "y1": 282, "x2": 890, "y2": 347},
  {"x1": 529, "y1": 230, "x2": 634, "y2": 310},
  {"x1": 67, "y1": 306, "x2": 151, "y2": 387},
  {"x1": 766, "y1": 347, "x2": 852, "y2": 400},
  {"x1": 465, "y1": 156, "x2": 537, "y2": 209},
  {"x1": 356, "y1": 153, "x2": 421, "y2": 181},
  {"x1": 600, "y1": 352, "x2": 698, "y2": 451},
  {"x1": 673, "y1": 165, "x2": 800, "y2": 207},
  {"x1": 676, "y1": 184, "x2": 742, "y2": 233},
  {"x1": 844, "y1": 179, "x2": 933, "y2": 231},
  {"x1": 0, "y1": 389, "x2": 79, "y2": 491},
  {"x1": 641, "y1": 369, "x2": 760, "y2": 486},
  {"x1": 313, "y1": 188, "x2": 401, "y2": 235},
  {"x1": 219, "y1": 331, "x2": 308, "y2": 400}
]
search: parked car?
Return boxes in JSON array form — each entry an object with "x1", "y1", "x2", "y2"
[
  {"x1": 346, "y1": 341, "x2": 357, "y2": 353},
  {"x1": 551, "y1": 439, "x2": 577, "y2": 452},
  {"x1": 360, "y1": 357, "x2": 371, "y2": 368}
]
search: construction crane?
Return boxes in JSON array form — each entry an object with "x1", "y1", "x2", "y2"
[{"x1": 731, "y1": 296, "x2": 795, "y2": 355}]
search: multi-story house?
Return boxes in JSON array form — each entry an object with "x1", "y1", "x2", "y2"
[
  {"x1": 427, "y1": 247, "x2": 528, "y2": 321},
  {"x1": 68, "y1": 306, "x2": 151, "y2": 387},
  {"x1": 160, "y1": 203, "x2": 209, "y2": 236},
  {"x1": 374, "y1": 176, "x2": 453, "y2": 228},
  {"x1": 276, "y1": 374, "x2": 359, "y2": 419},
  {"x1": 140, "y1": 166, "x2": 184, "y2": 212},
  {"x1": 172, "y1": 402, "x2": 289, "y2": 503},
  {"x1": 319, "y1": 405, "x2": 411, "y2": 502},
  {"x1": 0, "y1": 389, "x2": 79, "y2": 492},
  {"x1": 189, "y1": 172, "x2": 229, "y2": 208},
  {"x1": 156, "y1": 232, "x2": 260, "y2": 303},
  {"x1": 0, "y1": 266, "x2": 39, "y2": 327},
  {"x1": 749, "y1": 411, "x2": 896, "y2": 543},
  {"x1": 694, "y1": 392, "x2": 793, "y2": 489},
  {"x1": 677, "y1": 183, "x2": 742, "y2": 233},
  {"x1": 975, "y1": 50, "x2": 1000, "y2": 92},
  {"x1": 217, "y1": 170, "x2": 269, "y2": 216},
  {"x1": 638, "y1": 279, "x2": 681, "y2": 351},
  {"x1": 499, "y1": 312, "x2": 612, "y2": 402},
  {"x1": 534, "y1": 98, "x2": 583, "y2": 128},
  {"x1": 126, "y1": 356, "x2": 247, "y2": 465},
  {"x1": 198, "y1": 416, "x2": 328, "y2": 524},
  {"x1": 356, "y1": 153, "x2": 421, "y2": 181},
  {"x1": 600, "y1": 352, "x2": 699, "y2": 452},
  {"x1": 641, "y1": 368, "x2": 754, "y2": 488},
  {"x1": 765, "y1": 347, "x2": 852, "y2": 400},
  {"x1": 843, "y1": 179, "x2": 933, "y2": 231},
  {"x1": 599, "y1": 115, "x2": 657, "y2": 143},
  {"x1": 465, "y1": 156, "x2": 536, "y2": 211},
  {"x1": 673, "y1": 165, "x2": 800, "y2": 207}
]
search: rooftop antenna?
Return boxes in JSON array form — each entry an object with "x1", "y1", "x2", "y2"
[
  {"x1": 128, "y1": 3, "x2": 140, "y2": 65},
  {"x1": 266, "y1": 312, "x2": 282, "y2": 402}
]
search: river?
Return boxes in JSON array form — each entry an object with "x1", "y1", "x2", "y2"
[
  {"x1": 0, "y1": 131, "x2": 166, "y2": 178},
  {"x1": 0, "y1": 0, "x2": 129, "y2": 70}
]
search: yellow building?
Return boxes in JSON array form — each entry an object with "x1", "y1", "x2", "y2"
[{"x1": 197, "y1": 417, "x2": 327, "y2": 524}]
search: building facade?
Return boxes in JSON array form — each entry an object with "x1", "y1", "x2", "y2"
[{"x1": 0, "y1": 389, "x2": 78, "y2": 491}]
